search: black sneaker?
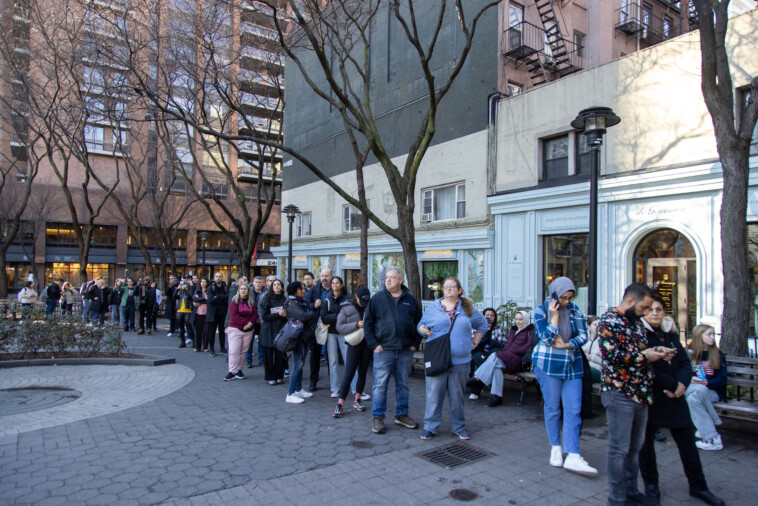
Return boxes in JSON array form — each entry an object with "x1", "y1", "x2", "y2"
[
  {"x1": 308, "y1": 380, "x2": 317, "y2": 392},
  {"x1": 235, "y1": 371, "x2": 246, "y2": 380},
  {"x1": 487, "y1": 395, "x2": 503, "y2": 407},
  {"x1": 372, "y1": 416, "x2": 386, "y2": 433},
  {"x1": 245, "y1": 361, "x2": 254, "y2": 369},
  {"x1": 394, "y1": 414, "x2": 418, "y2": 429},
  {"x1": 223, "y1": 372, "x2": 235, "y2": 381}
]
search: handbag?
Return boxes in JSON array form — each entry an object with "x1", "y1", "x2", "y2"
[
  {"x1": 344, "y1": 327, "x2": 364, "y2": 346},
  {"x1": 274, "y1": 319, "x2": 304, "y2": 353},
  {"x1": 423, "y1": 314, "x2": 458, "y2": 377},
  {"x1": 315, "y1": 299, "x2": 330, "y2": 345}
]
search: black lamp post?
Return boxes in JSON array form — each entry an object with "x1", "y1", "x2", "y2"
[
  {"x1": 571, "y1": 106, "x2": 621, "y2": 315},
  {"x1": 283, "y1": 204, "x2": 300, "y2": 285},
  {"x1": 198, "y1": 231, "x2": 210, "y2": 278}
]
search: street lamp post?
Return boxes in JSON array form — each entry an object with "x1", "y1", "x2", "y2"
[
  {"x1": 198, "y1": 231, "x2": 210, "y2": 279},
  {"x1": 283, "y1": 204, "x2": 300, "y2": 285},
  {"x1": 571, "y1": 106, "x2": 620, "y2": 316}
]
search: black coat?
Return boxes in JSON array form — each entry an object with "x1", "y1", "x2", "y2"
[
  {"x1": 258, "y1": 292, "x2": 287, "y2": 347},
  {"x1": 137, "y1": 285, "x2": 155, "y2": 308},
  {"x1": 109, "y1": 286, "x2": 123, "y2": 306},
  {"x1": 320, "y1": 292, "x2": 348, "y2": 335},
  {"x1": 285, "y1": 296, "x2": 318, "y2": 343},
  {"x1": 166, "y1": 284, "x2": 178, "y2": 315},
  {"x1": 206, "y1": 282, "x2": 229, "y2": 323},
  {"x1": 645, "y1": 324, "x2": 695, "y2": 429},
  {"x1": 88, "y1": 285, "x2": 107, "y2": 314},
  {"x1": 363, "y1": 286, "x2": 423, "y2": 351}
]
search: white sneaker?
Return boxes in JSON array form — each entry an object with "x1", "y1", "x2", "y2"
[
  {"x1": 295, "y1": 390, "x2": 313, "y2": 398},
  {"x1": 285, "y1": 394, "x2": 305, "y2": 404},
  {"x1": 563, "y1": 453, "x2": 598, "y2": 477},
  {"x1": 550, "y1": 445, "x2": 563, "y2": 467},
  {"x1": 469, "y1": 393, "x2": 479, "y2": 400},
  {"x1": 330, "y1": 392, "x2": 339, "y2": 398},
  {"x1": 695, "y1": 430, "x2": 701, "y2": 439},
  {"x1": 166, "y1": 333, "x2": 173, "y2": 337},
  {"x1": 360, "y1": 393, "x2": 371, "y2": 401},
  {"x1": 696, "y1": 434, "x2": 723, "y2": 451}
]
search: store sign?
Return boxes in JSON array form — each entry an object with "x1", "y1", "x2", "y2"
[
  {"x1": 257, "y1": 259, "x2": 277, "y2": 267},
  {"x1": 540, "y1": 208, "x2": 589, "y2": 232},
  {"x1": 54, "y1": 256, "x2": 78, "y2": 262},
  {"x1": 633, "y1": 205, "x2": 687, "y2": 217},
  {"x1": 293, "y1": 256, "x2": 308, "y2": 268},
  {"x1": 343, "y1": 254, "x2": 361, "y2": 268},
  {"x1": 423, "y1": 250, "x2": 456, "y2": 260}
]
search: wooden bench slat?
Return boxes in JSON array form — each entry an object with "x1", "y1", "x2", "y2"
[
  {"x1": 725, "y1": 377, "x2": 758, "y2": 389},
  {"x1": 727, "y1": 366, "x2": 758, "y2": 376},
  {"x1": 714, "y1": 401, "x2": 758, "y2": 415},
  {"x1": 725, "y1": 356, "x2": 758, "y2": 366}
]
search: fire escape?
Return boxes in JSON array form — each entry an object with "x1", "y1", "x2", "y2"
[{"x1": 502, "y1": 0, "x2": 583, "y2": 87}]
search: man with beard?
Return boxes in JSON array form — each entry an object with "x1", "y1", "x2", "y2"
[{"x1": 597, "y1": 283, "x2": 675, "y2": 506}]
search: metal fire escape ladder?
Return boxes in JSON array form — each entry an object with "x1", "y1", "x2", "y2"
[{"x1": 535, "y1": 0, "x2": 573, "y2": 77}]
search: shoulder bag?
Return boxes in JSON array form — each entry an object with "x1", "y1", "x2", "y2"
[
  {"x1": 344, "y1": 327, "x2": 364, "y2": 346},
  {"x1": 315, "y1": 299, "x2": 330, "y2": 345},
  {"x1": 423, "y1": 314, "x2": 458, "y2": 377}
]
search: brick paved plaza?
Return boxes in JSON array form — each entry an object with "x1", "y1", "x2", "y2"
[{"x1": 1, "y1": 321, "x2": 756, "y2": 505}]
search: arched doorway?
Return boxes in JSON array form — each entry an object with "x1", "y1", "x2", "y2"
[{"x1": 634, "y1": 228, "x2": 697, "y2": 335}]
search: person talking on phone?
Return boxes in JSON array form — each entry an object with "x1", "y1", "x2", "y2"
[
  {"x1": 637, "y1": 296, "x2": 724, "y2": 506},
  {"x1": 533, "y1": 277, "x2": 597, "y2": 477}
]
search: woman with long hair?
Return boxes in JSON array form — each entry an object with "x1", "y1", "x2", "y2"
[
  {"x1": 417, "y1": 277, "x2": 488, "y2": 440},
  {"x1": 225, "y1": 283, "x2": 258, "y2": 381},
  {"x1": 685, "y1": 324, "x2": 727, "y2": 451},
  {"x1": 192, "y1": 278, "x2": 209, "y2": 353},
  {"x1": 333, "y1": 286, "x2": 372, "y2": 417},
  {"x1": 284, "y1": 281, "x2": 317, "y2": 404},
  {"x1": 259, "y1": 279, "x2": 288, "y2": 385},
  {"x1": 320, "y1": 276, "x2": 350, "y2": 398}
]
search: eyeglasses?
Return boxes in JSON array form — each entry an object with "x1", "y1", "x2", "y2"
[{"x1": 442, "y1": 285, "x2": 458, "y2": 290}]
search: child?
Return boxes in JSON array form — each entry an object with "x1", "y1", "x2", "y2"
[{"x1": 685, "y1": 324, "x2": 727, "y2": 451}]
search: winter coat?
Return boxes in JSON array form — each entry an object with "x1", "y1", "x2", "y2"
[
  {"x1": 165, "y1": 284, "x2": 178, "y2": 315},
  {"x1": 320, "y1": 292, "x2": 348, "y2": 335},
  {"x1": 258, "y1": 291, "x2": 287, "y2": 347},
  {"x1": 304, "y1": 282, "x2": 331, "y2": 329},
  {"x1": 119, "y1": 285, "x2": 138, "y2": 307},
  {"x1": 228, "y1": 297, "x2": 258, "y2": 331},
  {"x1": 418, "y1": 299, "x2": 488, "y2": 366},
  {"x1": 363, "y1": 286, "x2": 423, "y2": 352},
  {"x1": 285, "y1": 295, "x2": 318, "y2": 344},
  {"x1": 109, "y1": 286, "x2": 123, "y2": 306},
  {"x1": 192, "y1": 288, "x2": 208, "y2": 317},
  {"x1": 61, "y1": 287, "x2": 76, "y2": 306},
  {"x1": 136, "y1": 284, "x2": 155, "y2": 308},
  {"x1": 495, "y1": 323, "x2": 535, "y2": 372},
  {"x1": 644, "y1": 323, "x2": 695, "y2": 429},
  {"x1": 173, "y1": 284, "x2": 194, "y2": 313},
  {"x1": 88, "y1": 285, "x2": 107, "y2": 314},
  {"x1": 206, "y1": 281, "x2": 229, "y2": 323},
  {"x1": 582, "y1": 333, "x2": 603, "y2": 374},
  {"x1": 336, "y1": 300, "x2": 364, "y2": 335}
]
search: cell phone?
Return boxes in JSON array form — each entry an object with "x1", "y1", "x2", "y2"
[{"x1": 551, "y1": 292, "x2": 559, "y2": 302}]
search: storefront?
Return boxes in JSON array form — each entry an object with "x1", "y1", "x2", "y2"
[{"x1": 489, "y1": 164, "x2": 727, "y2": 336}]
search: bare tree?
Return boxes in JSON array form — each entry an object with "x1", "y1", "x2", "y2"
[
  {"x1": 250, "y1": 0, "x2": 498, "y2": 298},
  {"x1": 692, "y1": 1, "x2": 758, "y2": 356}
]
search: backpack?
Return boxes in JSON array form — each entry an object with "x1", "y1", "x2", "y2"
[
  {"x1": 39, "y1": 286, "x2": 49, "y2": 302},
  {"x1": 274, "y1": 301, "x2": 303, "y2": 352}
]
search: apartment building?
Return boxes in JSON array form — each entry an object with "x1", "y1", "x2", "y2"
[
  {"x1": 0, "y1": 0, "x2": 284, "y2": 291},
  {"x1": 276, "y1": 0, "x2": 752, "y2": 309}
]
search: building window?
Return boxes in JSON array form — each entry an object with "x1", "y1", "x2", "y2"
[
  {"x1": 542, "y1": 135, "x2": 569, "y2": 180},
  {"x1": 543, "y1": 234, "x2": 588, "y2": 314},
  {"x1": 343, "y1": 204, "x2": 368, "y2": 233},
  {"x1": 506, "y1": 82, "x2": 522, "y2": 97},
  {"x1": 508, "y1": 2, "x2": 524, "y2": 47},
  {"x1": 421, "y1": 183, "x2": 465, "y2": 222},
  {"x1": 422, "y1": 261, "x2": 459, "y2": 301},
  {"x1": 574, "y1": 31, "x2": 585, "y2": 58},
  {"x1": 575, "y1": 134, "x2": 593, "y2": 175},
  {"x1": 663, "y1": 16, "x2": 673, "y2": 39},
  {"x1": 46, "y1": 223, "x2": 117, "y2": 246},
  {"x1": 297, "y1": 212, "x2": 312, "y2": 237},
  {"x1": 738, "y1": 87, "x2": 758, "y2": 156}
]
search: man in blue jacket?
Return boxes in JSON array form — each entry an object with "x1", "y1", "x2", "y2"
[{"x1": 364, "y1": 266, "x2": 422, "y2": 435}]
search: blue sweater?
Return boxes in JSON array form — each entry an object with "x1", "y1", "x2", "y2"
[{"x1": 418, "y1": 300, "x2": 488, "y2": 366}]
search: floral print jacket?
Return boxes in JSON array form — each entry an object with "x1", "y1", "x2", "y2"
[{"x1": 597, "y1": 309, "x2": 653, "y2": 405}]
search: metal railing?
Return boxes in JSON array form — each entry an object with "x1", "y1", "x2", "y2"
[
  {"x1": 502, "y1": 21, "x2": 584, "y2": 76},
  {"x1": 616, "y1": 2, "x2": 683, "y2": 44}
]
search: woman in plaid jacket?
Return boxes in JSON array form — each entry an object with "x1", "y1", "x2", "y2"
[{"x1": 533, "y1": 276, "x2": 597, "y2": 477}]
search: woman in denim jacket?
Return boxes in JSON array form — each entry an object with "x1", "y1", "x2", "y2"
[
  {"x1": 417, "y1": 277, "x2": 487, "y2": 441},
  {"x1": 533, "y1": 276, "x2": 597, "y2": 477}
]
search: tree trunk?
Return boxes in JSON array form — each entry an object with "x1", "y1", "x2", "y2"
[
  {"x1": 360, "y1": 214, "x2": 369, "y2": 287},
  {"x1": 0, "y1": 256, "x2": 8, "y2": 299},
  {"x1": 719, "y1": 149, "x2": 750, "y2": 356},
  {"x1": 397, "y1": 207, "x2": 421, "y2": 300}
]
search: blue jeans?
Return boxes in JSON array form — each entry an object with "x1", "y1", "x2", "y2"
[
  {"x1": 602, "y1": 390, "x2": 648, "y2": 502},
  {"x1": 45, "y1": 298, "x2": 58, "y2": 317},
  {"x1": 371, "y1": 348, "x2": 413, "y2": 418},
  {"x1": 534, "y1": 367, "x2": 583, "y2": 454},
  {"x1": 110, "y1": 304, "x2": 120, "y2": 326},
  {"x1": 288, "y1": 341, "x2": 306, "y2": 395},
  {"x1": 81, "y1": 299, "x2": 90, "y2": 322},
  {"x1": 123, "y1": 305, "x2": 136, "y2": 330},
  {"x1": 423, "y1": 362, "x2": 468, "y2": 433}
]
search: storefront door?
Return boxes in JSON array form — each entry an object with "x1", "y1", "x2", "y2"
[{"x1": 646, "y1": 259, "x2": 688, "y2": 334}]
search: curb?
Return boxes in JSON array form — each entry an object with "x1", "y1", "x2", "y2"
[{"x1": 0, "y1": 356, "x2": 175, "y2": 368}]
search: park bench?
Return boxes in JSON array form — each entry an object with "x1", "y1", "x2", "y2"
[{"x1": 713, "y1": 355, "x2": 758, "y2": 422}]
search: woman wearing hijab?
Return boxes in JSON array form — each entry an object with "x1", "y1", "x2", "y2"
[
  {"x1": 466, "y1": 310, "x2": 535, "y2": 407},
  {"x1": 332, "y1": 286, "x2": 372, "y2": 417},
  {"x1": 533, "y1": 277, "x2": 597, "y2": 476}
]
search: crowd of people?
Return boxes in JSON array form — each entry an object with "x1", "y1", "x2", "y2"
[{"x1": 29, "y1": 267, "x2": 729, "y2": 505}]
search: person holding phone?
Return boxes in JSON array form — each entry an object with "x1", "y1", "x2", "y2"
[
  {"x1": 532, "y1": 277, "x2": 596, "y2": 476},
  {"x1": 638, "y1": 296, "x2": 723, "y2": 505}
]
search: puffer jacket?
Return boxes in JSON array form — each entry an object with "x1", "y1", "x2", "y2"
[
  {"x1": 336, "y1": 299, "x2": 364, "y2": 335},
  {"x1": 320, "y1": 292, "x2": 348, "y2": 335},
  {"x1": 495, "y1": 323, "x2": 535, "y2": 372},
  {"x1": 285, "y1": 296, "x2": 317, "y2": 343}
]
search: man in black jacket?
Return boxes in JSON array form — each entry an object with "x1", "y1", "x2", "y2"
[
  {"x1": 364, "y1": 266, "x2": 422, "y2": 435},
  {"x1": 45, "y1": 278, "x2": 63, "y2": 317},
  {"x1": 166, "y1": 276, "x2": 179, "y2": 337},
  {"x1": 137, "y1": 277, "x2": 156, "y2": 335},
  {"x1": 304, "y1": 269, "x2": 331, "y2": 391},
  {"x1": 207, "y1": 272, "x2": 229, "y2": 354}
]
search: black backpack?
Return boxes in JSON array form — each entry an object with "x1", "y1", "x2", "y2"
[{"x1": 274, "y1": 301, "x2": 303, "y2": 353}]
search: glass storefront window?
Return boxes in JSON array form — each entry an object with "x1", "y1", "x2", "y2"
[
  {"x1": 543, "y1": 234, "x2": 589, "y2": 314},
  {"x1": 46, "y1": 263, "x2": 115, "y2": 287},
  {"x1": 5, "y1": 263, "x2": 33, "y2": 292},
  {"x1": 748, "y1": 224, "x2": 758, "y2": 337},
  {"x1": 422, "y1": 261, "x2": 458, "y2": 301}
]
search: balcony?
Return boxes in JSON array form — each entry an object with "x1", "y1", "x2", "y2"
[
  {"x1": 616, "y1": 3, "x2": 683, "y2": 44},
  {"x1": 237, "y1": 161, "x2": 282, "y2": 183},
  {"x1": 502, "y1": 22, "x2": 584, "y2": 80}
]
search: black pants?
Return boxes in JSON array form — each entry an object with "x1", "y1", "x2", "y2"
[
  {"x1": 309, "y1": 339, "x2": 322, "y2": 384},
  {"x1": 139, "y1": 306, "x2": 153, "y2": 332},
  {"x1": 177, "y1": 312, "x2": 193, "y2": 344},
  {"x1": 207, "y1": 319, "x2": 226, "y2": 352},
  {"x1": 338, "y1": 339, "x2": 371, "y2": 400},
  {"x1": 639, "y1": 425, "x2": 708, "y2": 492},
  {"x1": 262, "y1": 345, "x2": 286, "y2": 381},
  {"x1": 194, "y1": 314, "x2": 207, "y2": 351}
]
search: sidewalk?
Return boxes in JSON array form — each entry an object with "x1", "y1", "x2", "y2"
[{"x1": 1, "y1": 320, "x2": 756, "y2": 505}]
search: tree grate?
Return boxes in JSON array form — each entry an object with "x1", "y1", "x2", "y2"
[{"x1": 415, "y1": 442, "x2": 494, "y2": 469}]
